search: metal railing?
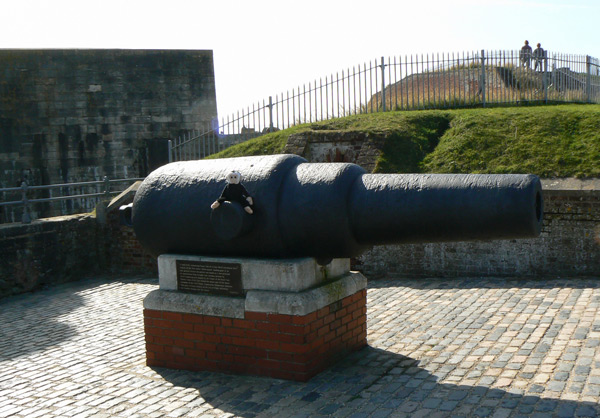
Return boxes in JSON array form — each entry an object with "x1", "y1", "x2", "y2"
[
  {"x1": 0, "y1": 177, "x2": 144, "y2": 224},
  {"x1": 171, "y1": 49, "x2": 600, "y2": 162}
]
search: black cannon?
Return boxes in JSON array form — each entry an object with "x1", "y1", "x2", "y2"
[{"x1": 132, "y1": 154, "x2": 543, "y2": 261}]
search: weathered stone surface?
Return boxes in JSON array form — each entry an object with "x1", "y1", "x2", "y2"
[
  {"x1": 149, "y1": 257, "x2": 364, "y2": 317},
  {"x1": 0, "y1": 197, "x2": 156, "y2": 299},
  {"x1": 284, "y1": 130, "x2": 385, "y2": 172},
  {"x1": 143, "y1": 288, "x2": 246, "y2": 318},
  {"x1": 0, "y1": 49, "x2": 217, "y2": 222},
  {"x1": 158, "y1": 254, "x2": 350, "y2": 292},
  {"x1": 245, "y1": 271, "x2": 367, "y2": 315}
]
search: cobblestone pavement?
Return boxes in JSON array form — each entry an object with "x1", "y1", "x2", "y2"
[{"x1": 1, "y1": 276, "x2": 600, "y2": 417}]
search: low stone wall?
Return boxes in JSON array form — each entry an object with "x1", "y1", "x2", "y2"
[
  {"x1": 358, "y1": 179, "x2": 600, "y2": 278},
  {"x1": 0, "y1": 186, "x2": 156, "y2": 298},
  {"x1": 0, "y1": 214, "x2": 104, "y2": 296}
]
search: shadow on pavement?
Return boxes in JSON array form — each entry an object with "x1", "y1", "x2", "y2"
[
  {"x1": 0, "y1": 280, "x2": 87, "y2": 361},
  {"x1": 154, "y1": 346, "x2": 600, "y2": 417}
]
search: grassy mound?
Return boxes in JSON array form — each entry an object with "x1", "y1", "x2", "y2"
[
  {"x1": 208, "y1": 104, "x2": 600, "y2": 178},
  {"x1": 423, "y1": 105, "x2": 600, "y2": 178}
]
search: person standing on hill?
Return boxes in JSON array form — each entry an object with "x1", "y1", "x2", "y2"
[
  {"x1": 520, "y1": 40, "x2": 532, "y2": 69},
  {"x1": 533, "y1": 43, "x2": 546, "y2": 72}
]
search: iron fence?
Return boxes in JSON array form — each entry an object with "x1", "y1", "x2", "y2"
[
  {"x1": 0, "y1": 177, "x2": 144, "y2": 224},
  {"x1": 171, "y1": 49, "x2": 600, "y2": 162}
]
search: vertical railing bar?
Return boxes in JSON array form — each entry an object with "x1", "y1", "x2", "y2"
[
  {"x1": 368, "y1": 61, "x2": 373, "y2": 113},
  {"x1": 352, "y1": 65, "x2": 360, "y2": 115},
  {"x1": 335, "y1": 72, "x2": 339, "y2": 118},
  {"x1": 324, "y1": 78, "x2": 328, "y2": 120},
  {"x1": 357, "y1": 66, "x2": 362, "y2": 114},
  {"x1": 374, "y1": 60, "x2": 379, "y2": 112},
  {"x1": 298, "y1": 85, "x2": 302, "y2": 125},
  {"x1": 425, "y1": 53, "x2": 430, "y2": 108},
  {"x1": 268, "y1": 96, "x2": 273, "y2": 132},
  {"x1": 400, "y1": 55, "x2": 405, "y2": 110},
  {"x1": 437, "y1": 52, "x2": 442, "y2": 107},
  {"x1": 286, "y1": 91, "x2": 290, "y2": 129},
  {"x1": 341, "y1": 70, "x2": 346, "y2": 116},
  {"x1": 314, "y1": 82, "x2": 318, "y2": 123},
  {"x1": 331, "y1": 74, "x2": 335, "y2": 118},
  {"x1": 410, "y1": 54, "x2": 415, "y2": 109},
  {"x1": 319, "y1": 78, "x2": 323, "y2": 120},
  {"x1": 380, "y1": 57, "x2": 386, "y2": 112},
  {"x1": 292, "y1": 88, "x2": 296, "y2": 126},
  {"x1": 481, "y1": 49, "x2": 486, "y2": 107},
  {"x1": 347, "y1": 68, "x2": 351, "y2": 116},
  {"x1": 363, "y1": 63, "x2": 367, "y2": 114},
  {"x1": 388, "y1": 56, "x2": 396, "y2": 111},
  {"x1": 314, "y1": 80, "x2": 318, "y2": 122}
]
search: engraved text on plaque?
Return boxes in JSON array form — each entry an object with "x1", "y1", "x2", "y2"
[{"x1": 176, "y1": 260, "x2": 243, "y2": 296}]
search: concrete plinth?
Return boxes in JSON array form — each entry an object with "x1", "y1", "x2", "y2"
[{"x1": 143, "y1": 255, "x2": 367, "y2": 381}]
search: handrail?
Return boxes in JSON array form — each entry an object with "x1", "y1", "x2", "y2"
[{"x1": 0, "y1": 176, "x2": 144, "y2": 224}]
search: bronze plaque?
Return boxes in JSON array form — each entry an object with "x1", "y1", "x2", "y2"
[{"x1": 176, "y1": 260, "x2": 243, "y2": 296}]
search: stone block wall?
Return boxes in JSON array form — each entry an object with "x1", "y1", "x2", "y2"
[
  {"x1": 0, "y1": 214, "x2": 105, "y2": 296},
  {"x1": 284, "y1": 131, "x2": 383, "y2": 172},
  {"x1": 0, "y1": 49, "x2": 217, "y2": 222},
  {"x1": 359, "y1": 185, "x2": 600, "y2": 278},
  {"x1": 0, "y1": 202, "x2": 157, "y2": 299}
]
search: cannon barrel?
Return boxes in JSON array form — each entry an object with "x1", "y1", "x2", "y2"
[{"x1": 132, "y1": 154, "x2": 543, "y2": 259}]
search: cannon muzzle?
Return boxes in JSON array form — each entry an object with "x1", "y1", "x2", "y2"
[{"x1": 132, "y1": 154, "x2": 542, "y2": 259}]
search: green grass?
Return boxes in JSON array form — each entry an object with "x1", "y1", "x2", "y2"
[
  {"x1": 207, "y1": 104, "x2": 600, "y2": 178},
  {"x1": 205, "y1": 125, "x2": 308, "y2": 159},
  {"x1": 422, "y1": 105, "x2": 600, "y2": 178}
]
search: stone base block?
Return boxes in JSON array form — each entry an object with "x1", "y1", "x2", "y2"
[{"x1": 143, "y1": 255, "x2": 367, "y2": 381}]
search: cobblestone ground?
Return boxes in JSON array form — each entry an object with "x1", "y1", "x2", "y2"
[{"x1": 1, "y1": 276, "x2": 600, "y2": 418}]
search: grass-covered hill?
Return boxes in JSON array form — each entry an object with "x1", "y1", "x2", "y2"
[{"x1": 208, "y1": 104, "x2": 600, "y2": 178}]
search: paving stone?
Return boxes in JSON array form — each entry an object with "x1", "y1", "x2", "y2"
[{"x1": 1, "y1": 276, "x2": 600, "y2": 417}]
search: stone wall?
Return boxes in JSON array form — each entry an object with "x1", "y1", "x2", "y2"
[
  {"x1": 0, "y1": 214, "x2": 104, "y2": 296},
  {"x1": 0, "y1": 49, "x2": 217, "y2": 222},
  {"x1": 284, "y1": 131, "x2": 383, "y2": 172},
  {"x1": 0, "y1": 191, "x2": 156, "y2": 299},
  {"x1": 358, "y1": 179, "x2": 600, "y2": 278}
]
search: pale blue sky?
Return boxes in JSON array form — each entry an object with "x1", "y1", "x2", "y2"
[{"x1": 2, "y1": 0, "x2": 598, "y2": 119}]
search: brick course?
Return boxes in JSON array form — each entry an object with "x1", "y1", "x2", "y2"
[{"x1": 144, "y1": 289, "x2": 367, "y2": 381}]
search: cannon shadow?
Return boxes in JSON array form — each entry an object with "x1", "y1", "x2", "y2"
[{"x1": 154, "y1": 346, "x2": 600, "y2": 417}]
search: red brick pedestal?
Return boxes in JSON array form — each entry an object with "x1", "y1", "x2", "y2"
[{"x1": 143, "y1": 255, "x2": 367, "y2": 381}]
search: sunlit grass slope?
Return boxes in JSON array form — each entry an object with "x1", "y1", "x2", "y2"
[{"x1": 208, "y1": 104, "x2": 600, "y2": 178}]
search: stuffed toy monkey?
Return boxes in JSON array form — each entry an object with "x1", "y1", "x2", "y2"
[{"x1": 211, "y1": 171, "x2": 254, "y2": 214}]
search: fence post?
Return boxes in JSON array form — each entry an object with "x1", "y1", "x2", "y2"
[
  {"x1": 21, "y1": 181, "x2": 31, "y2": 224},
  {"x1": 103, "y1": 176, "x2": 110, "y2": 198},
  {"x1": 480, "y1": 50, "x2": 486, "y2": 107},
  {"x1": 381, "y1": 57, "x2": 386, "y2": 112},
  {"x1": 268, "y1": 96, "x2": 274, "y2": 132},
  {"x1": 167, "y1": 139, "x2": 173, "y2": 163},
  {"x1": 586, "y1": 55, "x2": 592, "y2": 103},
  {"x1": 544, "y1": 53, "x2": 549, "y2": 104}
]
